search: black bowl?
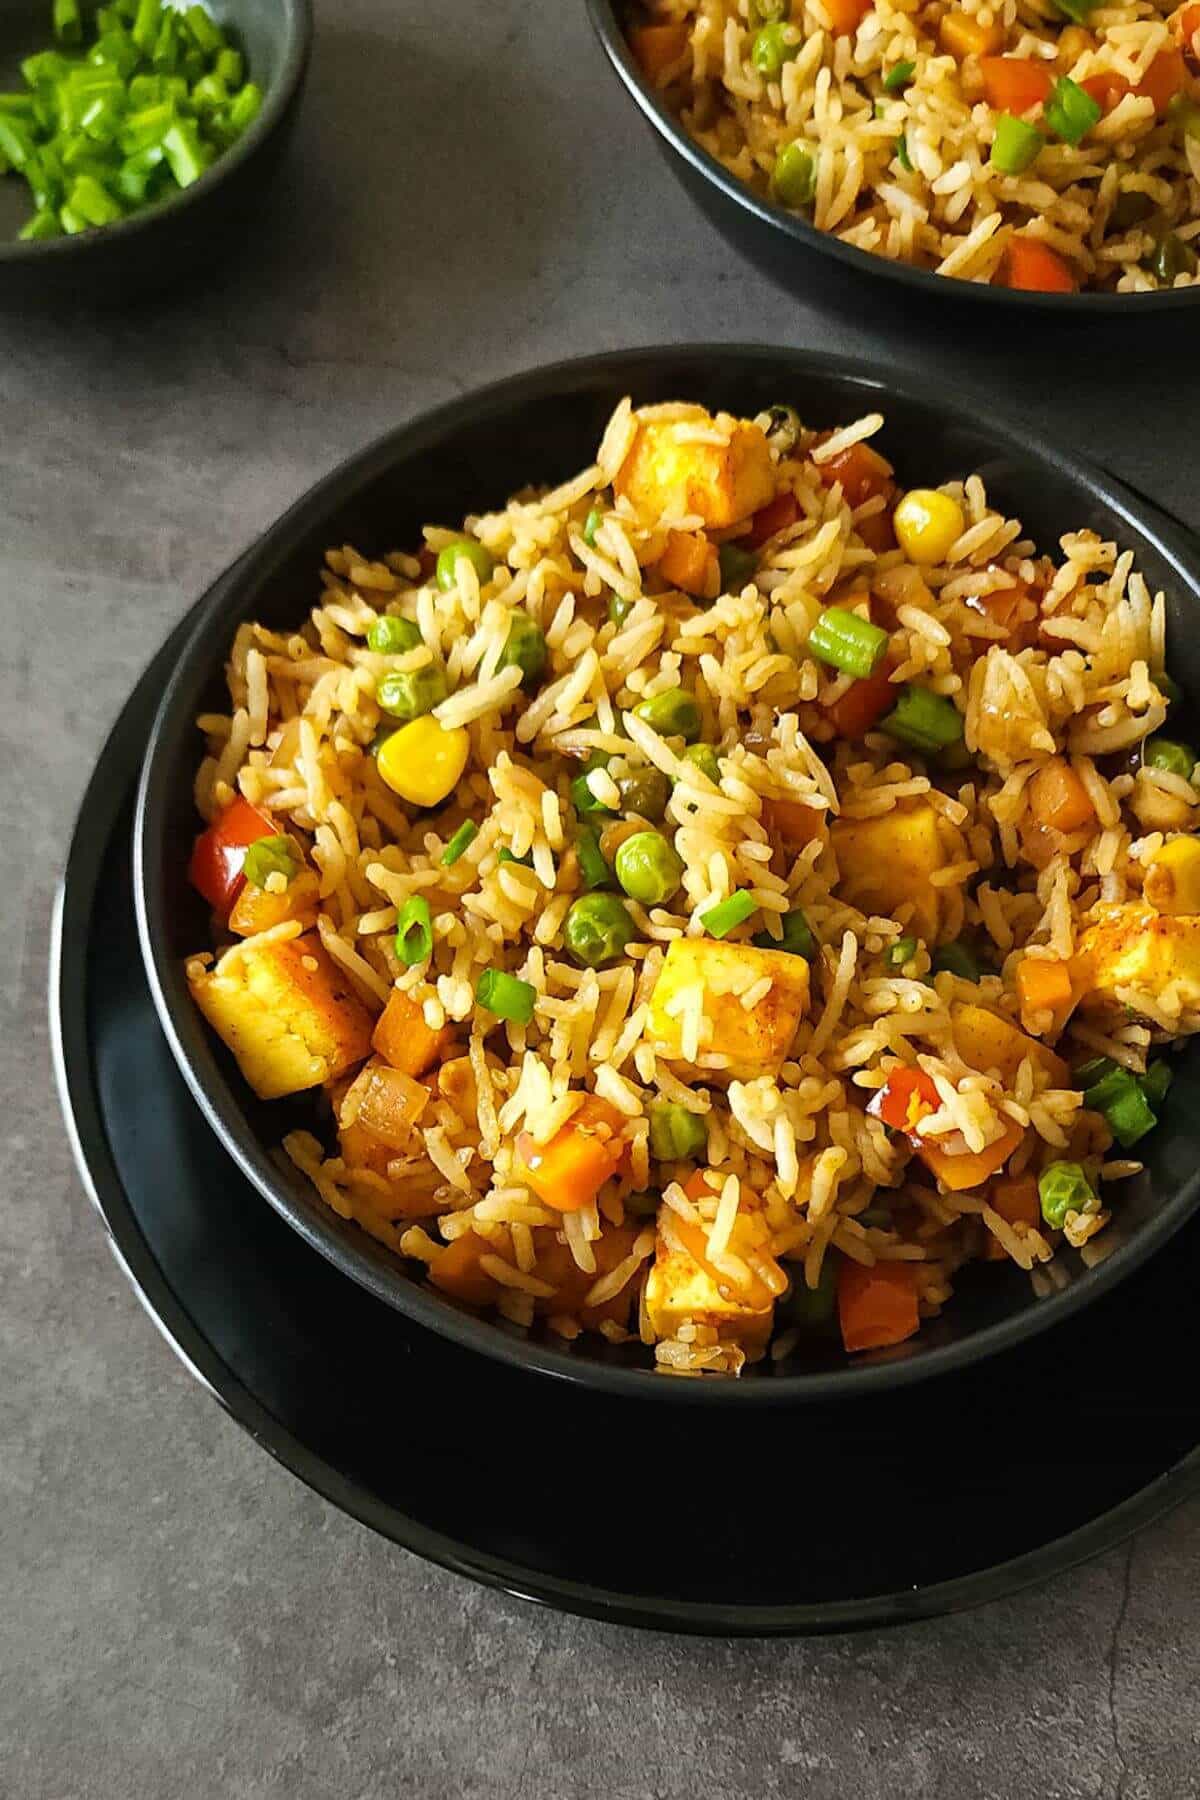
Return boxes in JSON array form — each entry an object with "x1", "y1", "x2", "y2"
[
  {"x1": 585, "y1": 0, "x2": 1200, "y2": 317},
  {"x1": 0, "y1": 0, "x2": 310, "y2": 305},
  {"x1": 135, "y1": 344, "x2": 1200, "y2": 1406}
]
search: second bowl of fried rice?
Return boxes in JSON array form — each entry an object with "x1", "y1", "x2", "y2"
[
  {"x1": 590, "y1": 0, "x2": 1200, "y2": 305},
  {"x1": 135, "y1": 346, "x2": 1200, "y2": 1399}
]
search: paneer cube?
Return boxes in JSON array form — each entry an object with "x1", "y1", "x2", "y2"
[
  {"x1": 646, "y1": 937, "x2": 809, "y2": 1078},
  {"x1": 1074, "y1": 905, "x2": 1200, "y2": 1015},
  {"x1": 645, "y1": 1201, "x2": 778, "y2": 1358},
  {"x1": 831, "y1": 802, "x2": 945, "y2": 941},
  {"x1": 950, "y1": 1001, "x2": 1070, "y2": 1089},
  {"x1": 189, "y1": 931, "x2": 374, "y2": 1100},
  {"x1": 613, "y1": 408, "x2": 776, "y2": 530}
]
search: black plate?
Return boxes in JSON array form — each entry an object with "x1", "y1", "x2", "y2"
[
  {"x1": 0, "y1": 0, "x2": 311, "y2": 306},
  {"x1": 53, "y1": 591, "x2": 1200, "y2": 1632},
  {"x1": 133, "y1": 345, "x2": 1200, "y2": 1404},
  {"x1": 586, "y1": 0, "x2": 1200, "y2": 317}
]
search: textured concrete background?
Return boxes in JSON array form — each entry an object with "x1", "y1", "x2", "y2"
[{"x1": 5, "y1": 0, "x2": 1200, "y2": 1794}]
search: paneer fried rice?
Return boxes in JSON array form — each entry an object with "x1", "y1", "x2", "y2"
[
  {"x1": 624, "y1": 0, "x2": 1200, "y2": 294},
  {"x1": 185, "y1": 396, "x2": 1198, "y2": 1377}
]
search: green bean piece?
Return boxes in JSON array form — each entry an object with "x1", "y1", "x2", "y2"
[
  {"x1": 808, "y1": 606, "x2": 889, "y2": 678},
  {"x1": 753, "y1": 910, "x2": 815, "y2": 958},
  {"x1": 562, "y1": 893, "x2": 635, "y2": 968},
  {"x1": 575, "y1": 826, "x2": 612, "y2": 892},
  {"x1": 881, "y1": 685, "x2": 964, "y2": 754},
  {"x1": 701, "y1": 890, "x2": 757, "y2": 938}
]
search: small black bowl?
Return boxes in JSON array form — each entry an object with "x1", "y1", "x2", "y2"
[
  {"x1": 135, "y1": 345, "x2": 1200, "y2": 1406},
  {"x1": 0, "y1": 0, "x2": 310, "y2": 305},
  {"x1": 585, "y1": 0, "x2": 1200, "y2": 317}
]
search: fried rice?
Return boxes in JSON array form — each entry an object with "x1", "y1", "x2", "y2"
[
  {"x1": 624, "y1": 0, "x2": 1200, "y2": 294},
  {"x1": 184, "y1": 395, "x2": 1196, "y2": 1377}
]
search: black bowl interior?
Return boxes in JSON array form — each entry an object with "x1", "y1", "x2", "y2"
[
  {"x1": 0, "y1": 0, "x2": 308, "y2": 273},
  {"x1": 586, "y1": 0, "x2": 1200, "y2": 317},
  {"x1": 136, "y1": 345, "x2": 1200, "y2": 1405}
]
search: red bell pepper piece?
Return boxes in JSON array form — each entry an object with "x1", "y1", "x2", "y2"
[
  {"x1": 188, "y1": 795, "x2": 275, "y2": 914},
  {"x1": 741, "y1": 490, "x2": 799, "y2": 549},
  {"x1": 867, "y1": 1065, "x2": 941, "y2": 1139}
]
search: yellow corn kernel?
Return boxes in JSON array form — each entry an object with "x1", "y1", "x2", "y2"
[
  {"x1": 1144, "y1": 836, "x2": 1200, "y2": 915},
  {"x1": 377, "y1": 715, "x2": 470, "y2": 806},
  {"x1": 892, "y1": 489, "x2": 966, "y2": 566}
]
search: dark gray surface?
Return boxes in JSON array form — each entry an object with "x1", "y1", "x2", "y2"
[{"x1": 4, "y1": 0, "x2": 1199, "y2": 1793}]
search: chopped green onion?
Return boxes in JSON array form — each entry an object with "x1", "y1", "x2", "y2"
[
  {"x1": 784, "y1": 1259, "x2": 838, "y2": 1331},
  {"x1": 701, "y1": 890, "x2": 757, "y2": 938},
  {"x1": 582, "y1": 506, "x2": 602, "y2": 547},
  {"x1": 476, "y1": 967, "x2": 536, "y2": 1025},
  {"x1": 771, "y1": 139, "x2": 817, "y2": 207},
  {"x1": 1073, "y1": 1055, "x2": 1117, "y2": 1089},
  {"x1": 1084, "y1": 1064, "x2": 1157, "y2": 1147},
  {"x1": 885, "y1": 935, "x2": 919, "y2": 970},
  {"x1": 718, "y1": 540, "x2": 759, "y2": 591},
  {"x1": 753, "y1": 909, "x2": 816, "y2": 958},
  {"x1": 241, "y1": 835, "x2": 298, "y2": 890},
  {"x1": 1139, "y1": 1060, "x2": 1173, "y2": 1110},
  {"x1": 1146, "y1": 738, "x2": 1197, "y2": 781},
  {"x1": 226, "y1": 80, "x2": 262, "y2": 136},
  {"x1": 1051, "y1": 0, "x2": 1100, "y2": 20},
  {"x1": 131, "y1": 0, "x2": 162, "y2": 53},
  {"x1": 215, "y1": 46, "x2": 243, "y2": 89},
  {"x1": 648, "y1": 1101, "x2": 707, "y2": 1161},
  {"x1": 808, "y1": 606, "x2": 889, "y2": 679},
  {"x1": 367, "y1": 613, "x2": 422, "y2": 655},
  {"x1": 931, "y1": 941, "x2": 980, "y2": 982},
  {"x1": 608, "y1": 592, "x2": 634, "y2": 627},
  {"x1": 576, "y1": 826, "x2": 612, "y2": 891},
  {"x1": 570, "y1": 773, "x2": 615, "y2": 818},
  {"x1": 881, "y1": 685, "x2": 964, "y2": 754},
  {"x1": 1044, "y1": 76, "x2": 1101, "y2": 145},
  {"x1": 882, "y1": 59, "x2": 915, "y2": 91},
  {"x1": 162, "y1": 116, "x2": 207, "y2": 185},
  {"x1": 19, "y1": 206, "x2": 61, "y2": 238},
  {"x1": 1038, "y1": 1160, "x2": 1097, "y2": 1229},
  {"x1": 990, "y1": 112, "x2": 1044, "y2": 174},
  {"x1": 395, "y1": 895, "x2": 433, "y2": 966},
  {"x1": 896, "y1": 132, "x2": 913, "y2": 172},
  {"x1": 497, "y1": 847, "x2": 534, "y2": 868},
  {"x1": 183, "y1": 4, "x2": 224, "y2": 55},
  {"x1": 68, "y1": 170, "x2": 121, "y2": 223},
  {"x1": 440, "y1": 819, "x2": 478, "y2": 867},
  {"x1": 53, "y1": 0, "x2": 84, "y2": 45}
]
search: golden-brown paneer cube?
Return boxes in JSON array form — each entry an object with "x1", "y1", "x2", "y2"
[
  {"x1": 646, "y1": 937, "x2": 809, "y2": 1078},
  {"x1": 190, "y1": 931, "x2": 374, "y2": 1100},
  {"x1": 950, "y1": 1002, "x2": 1070, "y2": 1089},
  {"x1": 831, "y1": 802, "x2": 944, "y2": 941},
  {"x1": 613, "y1": 408, "x2": 776, "y2": 531},
  {"x1": 645, "y1": 1201, "x2": 778, "y2": 1358},
  {"x1": 1074, "y1": 905, "x2": 1200, "y2": 1015}
]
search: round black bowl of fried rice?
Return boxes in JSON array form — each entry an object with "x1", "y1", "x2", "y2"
[
  {"x1": 588, "y1": 0, "x2": 1200, "y2": 309},
  {"x1": 135, "y1": 345, "x2": 1200, "y2": 1402}
]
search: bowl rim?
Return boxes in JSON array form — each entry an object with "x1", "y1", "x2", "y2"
[
  {"x1": 0, "y1": 0, "x2": 313, "y2": 266},
  {"x1": 584, "y1": 0, "x2": 1200, "y2": 316},
  {"x1": 134, "y1": 342, "x2": 1200, "y2": 1407}
]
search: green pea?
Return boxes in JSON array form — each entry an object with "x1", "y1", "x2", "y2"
[
  {"x1": 772, "y1": 140, "x2": 817, "y2": 208},
  {"x1": 633, "y1": 687, "x2": 702, "y2": 743},
  {"x1": 718, "y1": 541, "x2": 758, "y2": 591},
  {"x1": 562, "y1": 892, "x2": 635, "y2": 968},
  {"x1": 783, "y1": 1258, "x2": 838, "y2": 1332},
  {"x1": 616, "y1": 766, "x2": 671, "y2": 822},
  {"x1": 435, "y1": 538, "x2": 495, "y2": 592},
  {"x1": 648, "y1": 1101, "x2": 707, "y2": 1162},
  {"x1": 1146, "y1": 738, "x2": 1197, "y2": 782},
  {"x1": 377, "y1": 663, "x2": 448, "y2": 721},
  {"x1": 615, "y1": 830, "x2": 684, "y2": 906},
  {"x1": 497, "y1": 611, "x2": 547, "y2": 690},
  {"x1": 608, "y1": 592, "x2": 635, "y2": 627},
  {"x1": 367, "y1": 613, "x2": 421, "y2": 655},
  {"x1": 680, "y1": 743, "x2": 721, "y2": 784},
  {"x1": 751, "y1": 20, "x2": 796, "y2": 76}
]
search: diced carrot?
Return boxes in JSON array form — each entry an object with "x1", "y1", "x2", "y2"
[
  {"x1": 962, "y1": 572, "x2": 1041, "y2": 647},
  {"x1": 1015, "y1": 956, "x2": 1074, "y2": 1021},
  {"x1": 823, "y1": 660, "x2": 897, "y2": 738},
  {"x1": 228, "y1": 868, "x2": 320, "y2": 938},
  {"x1": 188, "y1": 795, "x2": 276, "y2": 915},
  {"x1": 1135, "y1": 47, "x2": 1186, "y2": 111},
  {"x1": 517, "y1": 1094, "x2": 628, "y2": 1213},
  {"x1": 867, "y1": 1065, "x2": 941, "y2": 1136},
  {"x1": 1081, "y1": 71, "x2": 1127, "y2": 111},
  {"x1": 919, "y1": 1119, "x2": 1025, "y2": 1192},
  {"x1": 761, "y1": 795, "x2": 829, "y2": 850},
  {"x1": 984, "y1": 1173, "x2": 1041, "y2": 1259},
  {"x1": 980, "y1": 55, "x2": 1054, "y2": 114},
  {"x1": 1173, "y1": 0, "x2": 1200, "y2": 60},
  {"x1": 837, "y1": 1259, "x2": 920, "y2": 1353},
  {"x1": 741, "y1": 489, "x2": 799, "y2": 549},
  {"x1": 658, "y1": 528, "x2": 718, "y2": 597},
  {"x1": 815, "y1": 440, "x2": 895, "y2": 508},
  {"x1": 1029, "y1": 757, "x2": 1095, "y2": 833},
  {"x1": 856, "y1": 508, "x2": 898, "y2": 554},
  {"x1": 428, "y1": 1231, "x2": 501, "y2": 1307},
  {"x1": 372, "y1": 987, "x2": 450, "y2": 1079},
  {"x1": 995, "y1": 238, "x2": 1077, "y2": 294},
  {"x1": 630, "y1": 21, "x2": 689, "y2": 83},
  {"x1": 939, "y1": 11, "x2": 1005, "y2": 59},
  {"x1": 826, "y1": 0, "x2": 871, "y2": 34}
]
